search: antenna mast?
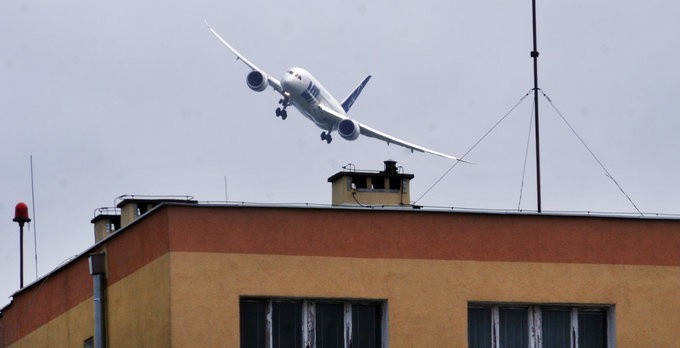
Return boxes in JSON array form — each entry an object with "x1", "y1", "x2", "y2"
[
  {"x1": 31, "y1": 155, "x2": 38, "y2": 277},
  {"x1": 531, "y1": 0, "x2": 542, "y2": 212}
]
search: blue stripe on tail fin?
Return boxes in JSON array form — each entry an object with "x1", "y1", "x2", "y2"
[{"x1": 341, "y1": 75, "x2": 372, "y2": 112}]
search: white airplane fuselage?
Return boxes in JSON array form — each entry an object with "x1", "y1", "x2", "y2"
[
  {"x1": 281, "y1": 67, "x2": 346, "y2": 132},
  {"x1": 206, "y1": 22, "x2": 462, "y2": 160}
]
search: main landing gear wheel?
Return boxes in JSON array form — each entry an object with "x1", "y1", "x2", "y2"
[
  {"x1": 320, "y1": 131, "x2": 332, "y2": 144},
  {"x1": 275, "y1": 97, "x2": 290, "y2": 120},
  {"x1": 275, "y1": 107, "x2": 288, "y2": 120}
]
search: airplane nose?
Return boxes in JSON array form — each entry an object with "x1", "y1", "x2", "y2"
[
  {"x1": 281, "y1": 74, "x2": 294, "y2": 89},
  {"x1": 281, "y1": 71, "x2": 301, "y2": 92}
]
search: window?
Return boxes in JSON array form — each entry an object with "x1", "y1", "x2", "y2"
[
  {"x1": 240, "y1": 300, "x2": 266, "y2": 347},
  {"x1": 273, "y1": 301, "x2": 302, "y2": 347},
  {"x1": 351, "y1": 176, "x2": 368, "y2": 190},
  {"x1": 240, "y1": 298, "x2": 386, "y2": 348},
  {"x1": 352, "y1": 304, "x2": 382, "y2": 347},
  {"x1": 468, "y1": 303, "x2": 613, "y2": 348},
  {"x1": 371, "y1": 178, "x2": 385, "y2": 190},
  {"x1": 105, "y1": 221, "x2": 117, "y2": 234},
  {"x1": 388, "y1": 178, "x2": 401, "y2": 191},
  {"x1": 315, "y1": 303, "x2": 344, "y2": 347}
]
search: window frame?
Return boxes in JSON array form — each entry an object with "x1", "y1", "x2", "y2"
[
  {"x1": 240, "y1": 297, "x2": 388, "y2": 348},
  {"x1": 468, "y1": 302, "x2": 615, "y2": 348}
]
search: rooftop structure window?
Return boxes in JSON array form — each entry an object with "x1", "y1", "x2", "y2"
[
  {"x1": 372, "y1": 178, "x2": 385, "y2": 190},
  {"x1": 388, "y1": 178, "x2": 401, "y2": 191},
  {"x1": 105, "y1": 221, "x2": 117, "y2": 234},
  {"x1": 351, "y1": 176, "x2": 368, "y2": 190}
]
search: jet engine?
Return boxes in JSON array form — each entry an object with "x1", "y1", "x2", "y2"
[
  {"x1": 338, "y1": 119, "x2": 361, "y2": 141},
  {"x1": 246, "y1": 70, "x2": 267, "y2": 92}
]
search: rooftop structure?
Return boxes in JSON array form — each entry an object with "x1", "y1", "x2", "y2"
[{"x1": 328, "y1": 160, "x2": 414, "y2": 207}]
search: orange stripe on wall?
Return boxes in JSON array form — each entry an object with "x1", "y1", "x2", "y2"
[
  {"x1": 0, "y1": 257, "x2": 91, "y2": 347},
  {"x1": 167, "y1": 206, "x2": 680, "y2": 266},
  {"x1": 0, "y1": 209, "x2": 170, "y2": 346}
]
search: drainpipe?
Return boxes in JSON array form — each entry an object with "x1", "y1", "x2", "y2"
[{"x1": 89, "y1": 253, "x2": 107, "y2": 348}]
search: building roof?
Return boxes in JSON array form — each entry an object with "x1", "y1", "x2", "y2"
[
  {"x1": 2, "y1": 200, "x2": 680, "y2": 344},
  {"x1": 327, "y1": 170, "x2": 415, "y2": 182}
]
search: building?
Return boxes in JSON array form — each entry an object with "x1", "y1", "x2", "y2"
[{"x1": 1, "y1": 163, "x2": 679, "y2": 347}]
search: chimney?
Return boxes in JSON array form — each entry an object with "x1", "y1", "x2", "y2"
[
  {"x1": 116, "y1": 195, "x2": 197, "y2": 228},
  {"x1": 91, "y1": 211, "x2": 121, "y2": 243},
  {"x1": 91, "y1": 196, "x2": 196, "y2": 243},
  {"x1": 383, "y1": 160, "x2": 398, "y2": 174},
  {"x1": 328, "y1": 160, "x2": 414, "y2": 206}
]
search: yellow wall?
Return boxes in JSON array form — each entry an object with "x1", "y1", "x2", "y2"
[
  {"x1": 170, "y1": 252, "x2": 680, "y2": 347},
  {"x1": 107, "y1": 254, "x2": 171, "y2": 347},
  {"x1": 331, "y1": 177, "x2": 409, "y2": 206},
  {"x1": 9, "y1": 251, "x2": 679, "y2": 347}
]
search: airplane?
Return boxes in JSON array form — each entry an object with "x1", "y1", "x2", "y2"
[{"x1": 206, "y1": 22, "x2": 464, "y2": 160}]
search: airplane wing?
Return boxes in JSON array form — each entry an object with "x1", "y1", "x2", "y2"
[
  {"x1": 359, "y1": 123, "x2": 462, "y2": 160},
  {"x1": 205, "y1": 21, "x2": 283, "y2": 94},
  {"x1": 317, "y1": 105, "x2": 464, "y2": 161}
]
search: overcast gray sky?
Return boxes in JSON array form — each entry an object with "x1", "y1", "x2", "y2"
[{"x1": 2, "y1": 0, "x2": 679, "y2": 305}]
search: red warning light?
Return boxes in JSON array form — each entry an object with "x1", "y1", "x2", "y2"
[{"x1": 13, "y1": 202, "x2": 31, "y2": 224}]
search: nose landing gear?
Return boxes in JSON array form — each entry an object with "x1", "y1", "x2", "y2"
[{"x1": 275, "y1": 97, "x2": 289, "y2": 120}]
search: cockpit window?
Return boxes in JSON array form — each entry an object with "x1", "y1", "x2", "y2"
[
  {"x1": 295, "y1": 74, "x2": 302, "y2": 80},
  {"x1": 287, "y1": 70, "x2": 294, "y2": 75}
]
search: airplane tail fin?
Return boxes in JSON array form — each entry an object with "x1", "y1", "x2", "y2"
[{"x1": 341, "y1": 75, "x2": 371, "y2": 112}]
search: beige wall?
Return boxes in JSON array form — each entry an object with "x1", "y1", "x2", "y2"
[
  {"x1": 8, "y1": 251, "x2": 679, "y2": 347},
  {"x1": 331, "y1": 177, "x2": 409, "y2": 206},
  {"x1": 170, "y1": 252, "x2": 680, "y2": 347},
  {"x1": 107, "y1": 254, "x2": 171, "y2": 347}
]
